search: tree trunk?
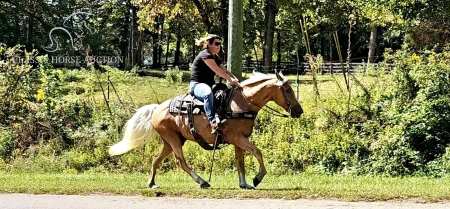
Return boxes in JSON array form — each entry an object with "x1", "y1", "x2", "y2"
[
  {"x1": 152, "y1": 36, "x2": 160, "y2": 68},
  {"x1": 158, "y1": 16, "x2": 165, "y2": 67},
  {"x1": 368, "y1": 26, "x2": 377, "y2": 63},
  {"x1": 136, "y1": 31, "x2": 143, "y2": 67},
  {"x1": 221, "y1": 0, "x2": 228, "y2": 62},
  {"x1": 192, "y1": 39, "x2": 196, "y2": 62},
  {"x1": 320, "y1": 35, "x2": 325, "y2": 56},
  {"x1": 151, "y1": 16, "x2": 162, "y2": 68},
  {"x1": 164, "y1": 33, "x2": 170, "y2": 67},
  {"x1": 263, "y1": 0, "x2": 278, "y2": 70},
  {"x1": 192, "y1": 0, "x2": 212, "y2": 31},
  {"x1": 174, "y1": 33, "x2": 181, "y2": 65},
  {"x1": 133, "y1": 6, "x2": 142, "y2": 67},
  {"x1": 329, "y1": 37, "x2": 333, "y2": 61},
  {"x1": 26, "y1": 15, "x2": 34, "y2": 51},
  {"x1": 119, "y1": 7, "x2": 130, "y2": 69},
  {"x1": 277, "y1": 31, "x2": 281, "y2": 69}
]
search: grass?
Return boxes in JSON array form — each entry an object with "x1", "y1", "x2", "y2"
[
  {"x1": 1, "y1": 171, "x2": 450, "y2": 202},
  {"x1": 64, "y1": 67, "x2": 374, "y2": 109}
]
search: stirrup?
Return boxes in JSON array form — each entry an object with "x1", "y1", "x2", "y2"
[
  {"x1": 210, "y1": 122, "x2": 224, "y2": 134},
  {"x1": 213, "y1": 114, "x2": 228, "y2": 125}
]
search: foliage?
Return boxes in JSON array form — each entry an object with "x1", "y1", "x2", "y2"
[
  {"x1": 164, "y1": 66, "x2": 183, "y2": 84},
  {"x1": 424, "y1": 146, "x2": 450, "y2": 177},
  {"x1": 345, "y1": 47, "x2": 450, "y2": 176},
  {"x1": 0, "y1": 44, "x2": 39, "y2": 125},
  {"x1": 0, "y1": 46, "x2": 94, "y2": 158},
  {"x1": 1, "y1": 0, "x2": 447, "y2": 70},
  {"x1": 383, "y1": 48, "x2": 450, "y2": 164},
  {"x1": 0, "y1": 127, "x2": 15, "y2": 159}
]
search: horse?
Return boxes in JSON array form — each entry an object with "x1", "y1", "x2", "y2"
[{"x1": 108, "y1": 70, "x2": 303, "y2": 189}]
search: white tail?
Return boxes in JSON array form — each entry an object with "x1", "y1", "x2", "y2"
[{"x1": 109, "y1": 104, "x2": 160, "y2": 156}]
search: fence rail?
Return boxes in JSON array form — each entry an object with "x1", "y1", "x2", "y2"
[
  {"x1": 242, "y1": 61, "x2": 394, "y2": 75},
  {"x1": 156, "y1": 60, "x2": 394, "y2": 75}
]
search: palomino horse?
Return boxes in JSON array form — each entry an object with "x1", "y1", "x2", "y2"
[{"x1": 108, "y1": 71, "x2": 303, "y2": 189}]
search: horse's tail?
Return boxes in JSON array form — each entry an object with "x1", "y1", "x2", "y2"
[{"x1": 109, "y1": 104, "x2": 160, "y2": 156}]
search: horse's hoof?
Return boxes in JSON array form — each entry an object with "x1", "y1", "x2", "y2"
[
  {"x1": 148, "y1": 182, "x2": 159, "y2": 189},
  {"x1": 240, "y1": 184, "x2": 255, "y2": 190},
  {"x1": 253, "y1": 177, "x2": 261, "y2": 187},
  {"x1": 200, "y1": 181, "x2": 211, "y2": 189}
]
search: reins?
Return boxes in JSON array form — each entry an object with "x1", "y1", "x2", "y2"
[{"x1": 235, "y1": 86, "x2": 291, "y2": 118}]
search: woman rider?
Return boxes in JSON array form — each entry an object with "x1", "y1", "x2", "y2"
[{"x1": 189, "y1": 34, "x2": 240, "y2": 133}]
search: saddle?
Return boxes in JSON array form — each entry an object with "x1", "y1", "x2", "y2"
[
  {"x1": 168, "y1": 82, "x2": 257, "y2": 150},
  {"x1": 169, "y1": 83, "x2": 231, "y2": 117}
]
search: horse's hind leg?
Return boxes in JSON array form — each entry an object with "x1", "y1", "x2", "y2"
[
  {"x1": 147, "y1": 140, "x2": 173, "y2": 188},
  {"x1": 161, "y1": 132, "x2": 211, "y2": 188}
]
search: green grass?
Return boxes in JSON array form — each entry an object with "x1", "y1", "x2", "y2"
[
  {"x1": 1, "y1": 171, "x2": 450, "y2": 202},
  {"x1": 65, "y1": 67, "x2": 368, "y2": 109}
]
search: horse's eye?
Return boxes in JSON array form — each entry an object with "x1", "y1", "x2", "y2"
[{"x1": 286, "y1": 89, "x2": 292, "y2": 93}]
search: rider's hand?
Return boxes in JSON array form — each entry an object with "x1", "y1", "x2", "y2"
[{"x1": 230, "y1": 77, "x2": 240, "y2": 87}]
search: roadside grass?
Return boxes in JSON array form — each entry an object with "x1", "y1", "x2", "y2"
[{"x1": 1, "y1": 171, "x2": 449, "y2": 202}]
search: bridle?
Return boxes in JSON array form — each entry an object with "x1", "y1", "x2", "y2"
[{"x1": 236, "y1": 83, "x2": 292, "y2": 118}]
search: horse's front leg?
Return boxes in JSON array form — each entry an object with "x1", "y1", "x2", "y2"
[
  {"x1": 235, "y1": 147, "x2": 255, "y2": 189},
  {"x1": 233, "y1": 135, "x2": 267, "y2": 188}
]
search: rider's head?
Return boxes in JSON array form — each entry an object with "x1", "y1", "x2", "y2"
[{"x1": 196, "y1": 34, "x2": 222, "y2": 55}]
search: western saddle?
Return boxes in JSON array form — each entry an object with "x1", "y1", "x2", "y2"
[{"x1": 168, "y1": 82, "x2": 257, "y2": 150}]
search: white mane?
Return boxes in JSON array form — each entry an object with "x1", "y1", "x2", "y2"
[{"x1": 240, "y1": 71, "x2": 288, "y2": 87}]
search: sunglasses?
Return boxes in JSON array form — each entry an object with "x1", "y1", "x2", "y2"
[{"x1": 213, "y1": 42, "x2": 221, "y2": 46}]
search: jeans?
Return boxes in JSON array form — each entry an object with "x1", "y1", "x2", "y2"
[{"x1": 189, "y1": 82, "x2": 215, "y2": 123}]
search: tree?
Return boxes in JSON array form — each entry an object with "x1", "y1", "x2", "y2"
[
  {"x1": 354, "y1": 0, "x2": 401, "y2": 63},
  {"x1": 396, "y1": 0, "x2": 450, "y2": 50},
  {"x1": 263, "y1": 0, "x2": 278, "y2": 69}
]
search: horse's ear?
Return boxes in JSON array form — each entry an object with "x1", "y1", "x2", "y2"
[{"x1": 275, "y1": 70, "x2": 283, "y2": 81}]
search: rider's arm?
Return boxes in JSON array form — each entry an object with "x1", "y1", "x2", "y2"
[
  {"x1": 219, "y1": 64, "x2": 238, "y2": 80},
  {"x1": 204, "y1": 59, "x2": 234, "y2": 82}
]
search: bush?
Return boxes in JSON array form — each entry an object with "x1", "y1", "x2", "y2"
[
  {"x1": 165, "y1": 66, "x2": 183, "y2": 84},
  {"x1": 0, "y1": 127, "x2": 15, "y2": 158},
  {"x1": 381, "y1": 49, "x2": 450, "y2": 166},
  {"x1": 424, "y1": 146, "x2": 450, "y2": 177}
]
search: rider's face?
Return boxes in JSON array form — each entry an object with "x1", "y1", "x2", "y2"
[{"x1": 208, "y1": 39, "x2": 221, "y2": 54}]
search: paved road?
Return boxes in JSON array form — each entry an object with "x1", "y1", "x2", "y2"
[{"x1": 1, "y1": 194, "x2": 449, "y2": 209}]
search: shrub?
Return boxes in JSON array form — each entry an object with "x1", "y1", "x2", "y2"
[
  {"x1": 0, "y1": 127, "x2": 15, "y2": 159},
  {"x1": 165, "y1": 66, "x2": 183, "y2": 84},
  {"x1": 424, "y1": 146, "x2": 450, "y2": 177},
  {"x1": 382, "y1": 49, "x2": 450, "y2": 166}
]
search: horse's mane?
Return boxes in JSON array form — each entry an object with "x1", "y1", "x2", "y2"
[{"x1": 240, "y1": 71, "x2": 288, "y2": 87}]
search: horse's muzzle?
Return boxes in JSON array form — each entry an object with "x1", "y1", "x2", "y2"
[{"x1": 290, "y1": 107, "x2": 303, "y2": 118}]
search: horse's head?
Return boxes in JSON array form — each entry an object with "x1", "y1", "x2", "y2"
[
  {"x1": 271, "y1": 71, "x2": 303, "y2": 118},
  {"x1": 240, "y1": 71, "x2": 303, "y2": 118}
]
